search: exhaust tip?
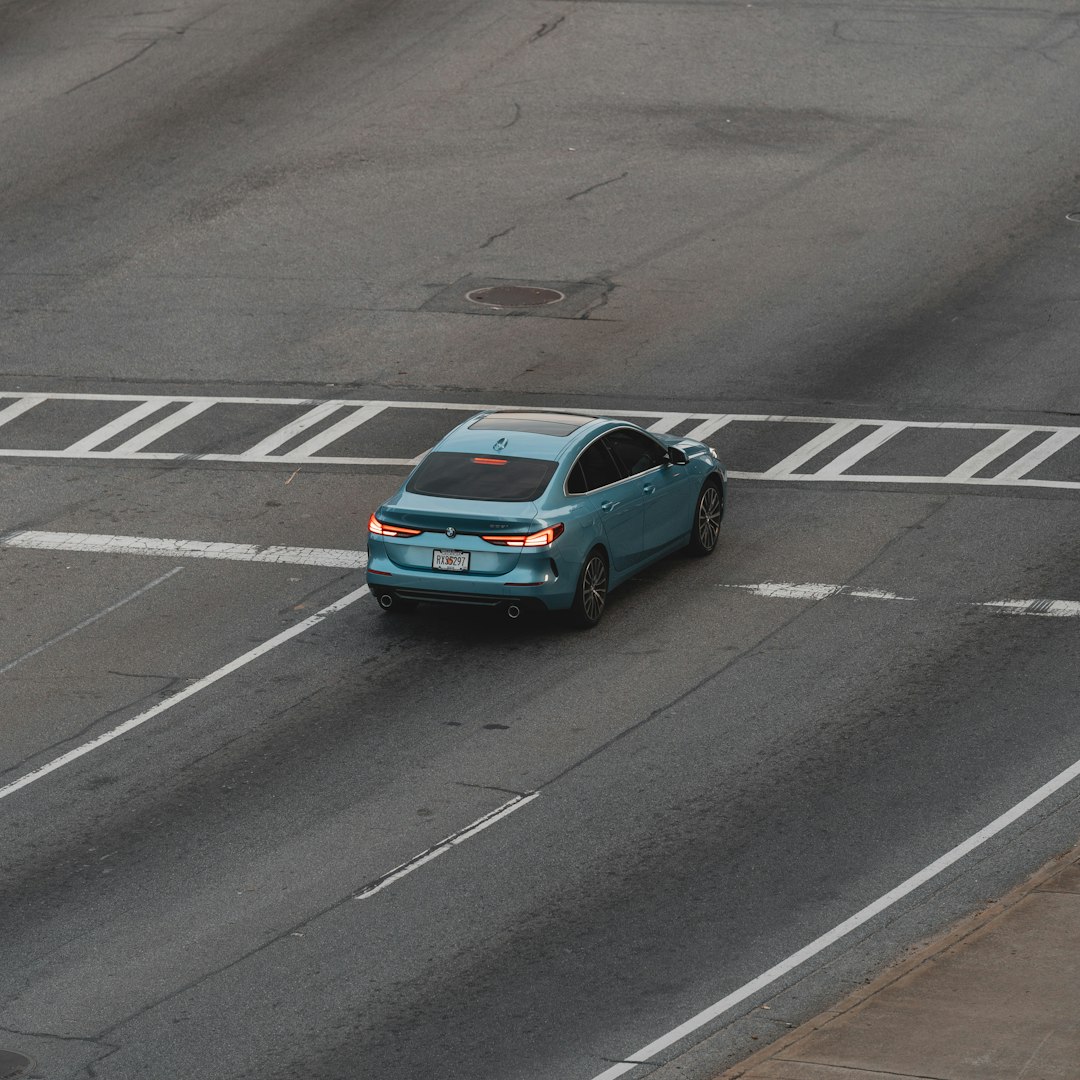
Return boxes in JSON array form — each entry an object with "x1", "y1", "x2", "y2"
[
  {"x1": 379, "y1": 593, "x2": 394, "y2": 609},
  {"x1": 506, "y1": 604, "x2": 521, "y2": 620}
]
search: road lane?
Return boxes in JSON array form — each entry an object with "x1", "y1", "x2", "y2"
[
  {"x1": 4, "y1": 0, "x2": 1080, "y2": 1078},
  {"x1": 2, "y1": 483, "x2": 1079, "y2": 1078}
]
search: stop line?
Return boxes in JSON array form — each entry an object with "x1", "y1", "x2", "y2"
[{"x1": 1, "y1": 391, "x2": 1078, "y2": 491}]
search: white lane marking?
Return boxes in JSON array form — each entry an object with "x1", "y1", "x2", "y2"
[
  {"x1": 730, "y1": 582, "x2": 844, "y2": 601},
  {"x1": 1, "y1": 393, "x2": 1080, "y2": 490},
  {"x1": 847, "y1": 587, "x2": 917, "y2": 601},
  {"x1": 284, "y1": 402, "x2": 388, "y2": 459},
  {"x1": 0, "y1": 394, "x2": 46, "y2": 430},
  {"x1": 63, "y1": 397, "x2": 170, "y2": 452},
  {"x1": 0, "y1": 567, "x2": 183, "y2": 676},
  {"x1": 724, "y1": 583, "x2": 1080, "y2": 613},
  {"x1": 762, "y1": 419, "x2": 863, "y2": 478},
  {"x1": 728, "y1": 471, "x2": 1080, "y2": 491},
  {"x1": 2, "y1": 531, "x2": 367, "y2": 569},
  {"x1": 110, "y1": 400, "x2": 214, "y2": 454},
  {"x1": 647, "y1": 414, "x2": 694, "y2": 434},
  {"x1": 0, "y1": 583, "x2": 371, "y2": 803},
  {"x1": 353, "y1": 792, "x2": 540, "y2": 901},
  {"x1": 993, "y1": 429, "x2": 1080, "y2": 480},
  {"x1": 241, "y1": 400, "x2": 345, "y2": 457},
  {"x1": 587, "y1": 752, "x2": 1080, "y2": 1080},
  {"x1": 947, "y1": 428, "x2": 1031, "y2": 481},
  {"x1": 683, "y1": 416, "x2": 733, "y2": 442},
  {"x1": 980, "y1": 599, "x2": 1080, "y2": 617},
  {"x1": 813, "y1": 421, "x2": 905, "y2": 478}
]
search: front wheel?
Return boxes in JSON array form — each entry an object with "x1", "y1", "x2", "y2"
[
  {"x1": 687, "y1": 480, "x2": 724, "y2": 556},
  {"x1": 569, "y1": 548, "x2": 609, "y2": 628}
]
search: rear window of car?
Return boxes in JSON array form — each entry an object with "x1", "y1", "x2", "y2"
[{"x1": 407, "y1": 452, "x2": 557, "y2": 502}]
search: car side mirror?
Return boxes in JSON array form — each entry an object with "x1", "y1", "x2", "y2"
[{"x1": 666, "y1": 446, "x2": 688, "y2": 466}]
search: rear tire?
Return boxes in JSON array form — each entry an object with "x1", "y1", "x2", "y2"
[
  {"x1": 687, "y1": 480, "x2": 724, "y2": 556},
  {"x1": 569, "y1": 548, "x2": 609, "y2": 628}
]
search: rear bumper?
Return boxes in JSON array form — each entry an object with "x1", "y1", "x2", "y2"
[{"x1": 366, "y1": 544, "x2": 576, "y2": 611}]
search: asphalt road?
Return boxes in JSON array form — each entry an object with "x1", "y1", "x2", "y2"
[{"x1": 3, "y1": 2, "x2": 1080, "y2": 1078}]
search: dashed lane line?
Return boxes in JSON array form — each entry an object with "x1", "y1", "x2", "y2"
[
  {"x1": 724, "y1": 581, "x2": 1080, "y2": 616},
  {"x1": 1, "y1": 530, "x2": 367, "y2": 569},
  {"x1": 2, "y1": 531, "x2": 1077, "y2": 617}
]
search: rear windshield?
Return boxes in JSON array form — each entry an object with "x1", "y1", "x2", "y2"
[{"x1": 407, "y1": 452, "x2": 557, "y2": 502}]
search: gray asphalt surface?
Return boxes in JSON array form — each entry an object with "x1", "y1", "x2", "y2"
[{"x1": 3, "y1": 2, "x2": 1080, "y2": 1078}]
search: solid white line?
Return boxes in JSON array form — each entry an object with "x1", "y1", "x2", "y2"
[
  {"x1": 110, "y1": 400, "x2": 214, "y2": 454},
  {"x1": 0, "y1": 567, "x2": 183, "y2": 676},
  {"x1": 587, "y1": 752, "x2": 1080, "y2": 1080},
  {"x1": 727, "y1": 471, "x2": 1080, "y2": 491},
  {"x1": 0, "y1": 584, "x2": 371, "y2": 803},
  {"x1": 353, "y1": 792, "x2": 540, "y2": 900},
  {"x1": 63, "y1": 398, "x2": 170, "y2": 452},
  {"x1": 2, "y1": 531, "x2": 366, "y2": 569}
]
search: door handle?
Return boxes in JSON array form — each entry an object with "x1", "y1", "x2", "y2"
[
  {"x1": 642, "y1": 484, "x2": 655, "y2": 495},
  {"x1": 601, "y1": 500, "x2": 618, "y2": 512}
]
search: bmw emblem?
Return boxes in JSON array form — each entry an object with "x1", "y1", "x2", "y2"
[{"x1": 445, "y1": 526, "x2": 457, "y2": 538}]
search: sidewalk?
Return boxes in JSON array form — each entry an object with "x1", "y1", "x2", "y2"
[{"x1": 721, "y1": 843, "x2": 1080, "y2": 1080}]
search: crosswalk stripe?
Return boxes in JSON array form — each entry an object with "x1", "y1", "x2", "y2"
[
  {"x1": 0, "y1": 392, "x2": 1078, "y2": 491},
  {"x1": 63, "y1": 398, "x2": 172, "y2": 453},
  {"x1": 0, "y1": 394, "x2": 46, "y2": 430},
  {"x1": 241, "y1": 400, "x2": 345, "y2": 457},
  {"x1": 111, "y1": 400, "x2": 215, "y2": 454},
  {"x1": 993, "y1": 429, "x2": 1080, "y2": 481},
  {"x1": 763, "y1": 419, "x2": 863, "y2": 478},
  {"x1": 284, "y1": 402, "x2": 388, "y2": 459},
  {"x1": 813, "y1": 421, "x2": 906, "y2": 478},
  {"x1": 947, "y1": 428, "x2": 1032, "y2": 480}
]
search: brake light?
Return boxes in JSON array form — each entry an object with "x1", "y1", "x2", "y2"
[
  {"x1": 368, "y1": 513, "x2": 422, "y2": 538},
  {"x1": 472, "y1": 456, "x2": 508, "y2": 465},
  {"x1": 481, "y1": 523, "x2": 564, "y2": 547}
]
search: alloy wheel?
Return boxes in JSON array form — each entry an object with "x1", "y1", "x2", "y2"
[
  {"x1": 697, "y1": 485, "x2": 723, "y2": 551},
  {"x1": 581, "y1": 555, "x2": 608, "y2": 623}
]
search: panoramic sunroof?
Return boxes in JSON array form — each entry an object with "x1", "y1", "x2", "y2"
[{"x1": 468, "y1": 411, "x2": 595, "y2": 437}]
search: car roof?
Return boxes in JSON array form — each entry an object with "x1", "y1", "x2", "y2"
[{"x1": 436, "y1": 411, "x2": 617, "y2": 460}]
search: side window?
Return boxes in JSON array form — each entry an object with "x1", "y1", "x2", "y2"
[
  {"x1": 603, "y1": 429, "x2": 666, "y2": 477},
  {"x1": 569, "y1": 440, "x2": 623, "y2": 493}
]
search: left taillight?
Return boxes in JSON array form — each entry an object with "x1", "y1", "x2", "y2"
[
  {"x1": 368, "y1": 513, "x2": 422, "y2": 538},
  {"x1": 481, "y1": 523, "x2": 564, "y2": 548}
]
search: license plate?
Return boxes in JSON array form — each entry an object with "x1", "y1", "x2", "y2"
[{"x1": 433, "y1": 549, "x2": 469, "y2": 572}]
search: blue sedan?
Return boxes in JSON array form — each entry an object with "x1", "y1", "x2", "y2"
[{"x1": 366, "y1": 411, "x2": 727, "y2": 627}]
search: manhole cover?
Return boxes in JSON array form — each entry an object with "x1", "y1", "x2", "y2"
[
  {"x1": 465, "y1": 285, "x2": 565, "y2": 308},
  {"x1": 0, "y1": 1051, "x2": 32, "y2": 1079}
]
